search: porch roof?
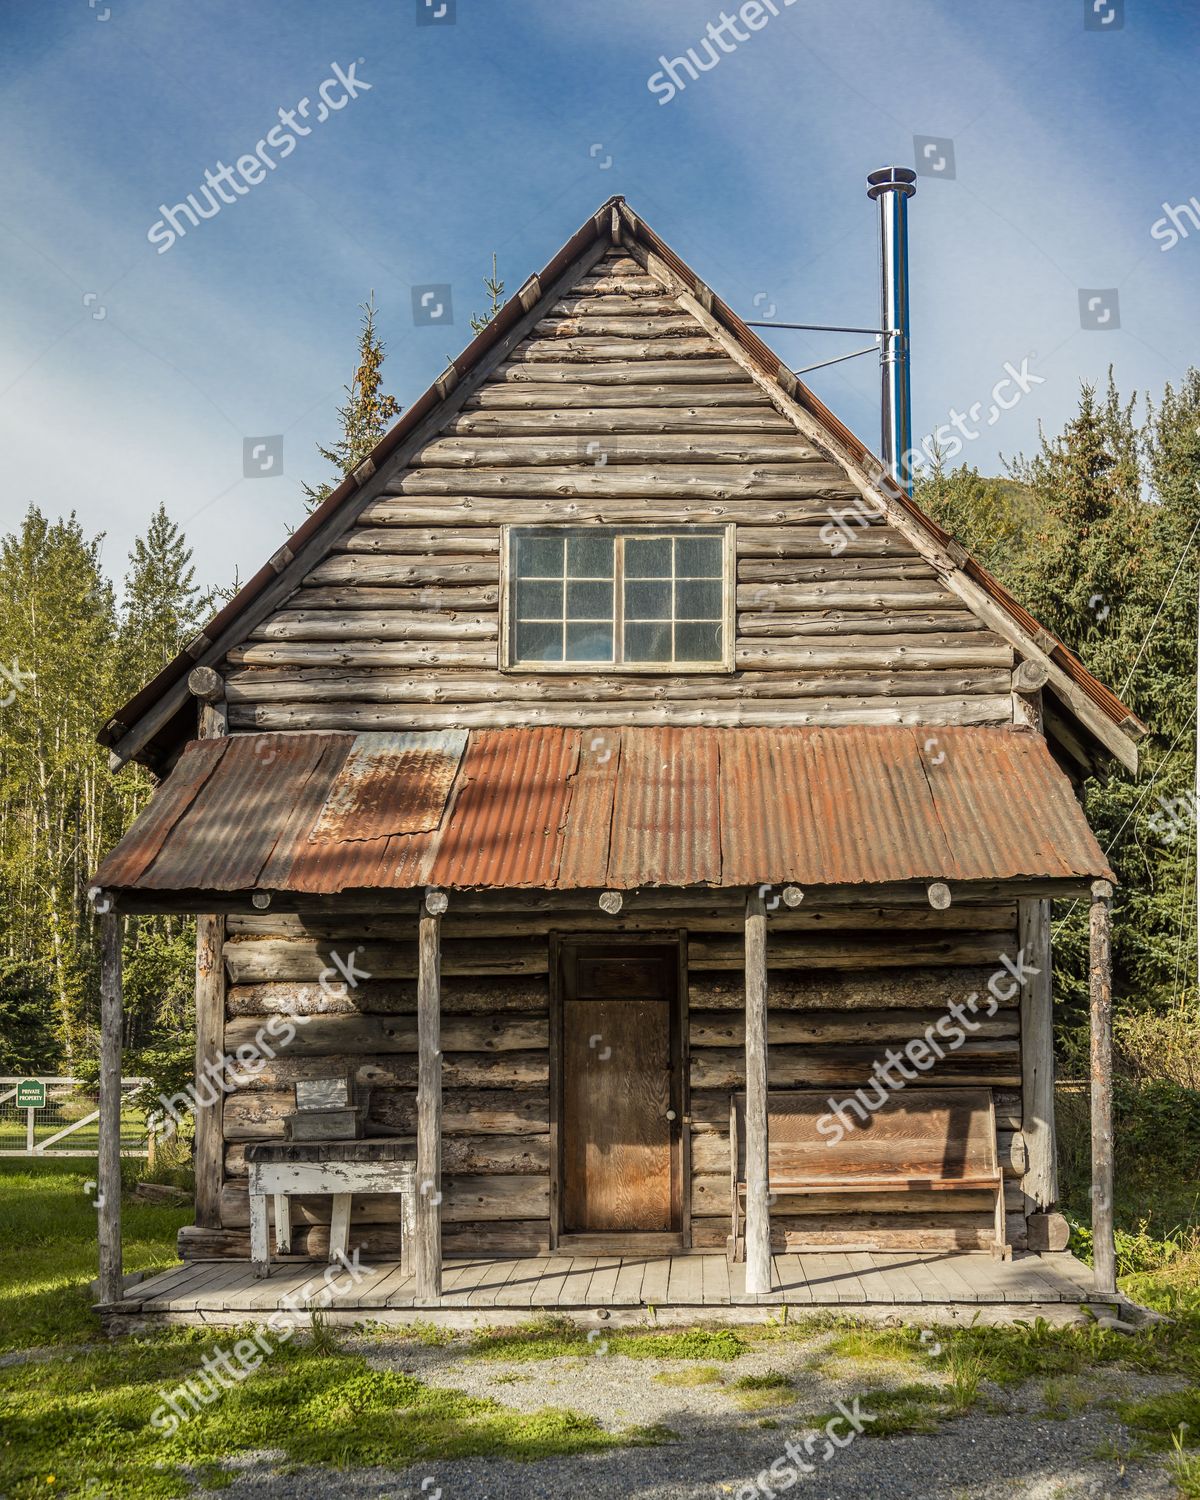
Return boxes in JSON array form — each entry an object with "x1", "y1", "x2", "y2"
[{"x1": 91, "y1": 725, "x2": 1113, "y2": 902}]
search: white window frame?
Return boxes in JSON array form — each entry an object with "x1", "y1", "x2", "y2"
[{"x1": 500, "y1": 523, "x2": 735, "y2": 674}]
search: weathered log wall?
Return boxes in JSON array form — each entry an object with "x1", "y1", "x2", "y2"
[
  {"x1": 185, "y1": 895, "x2": 1030, "y2": 1260},
  {"x1": 687, "y1": 951, "x2": 1030, "y2": 1253},
  {"x1": 215, "y1": 251, "x2": 1014, "y2": 733}
]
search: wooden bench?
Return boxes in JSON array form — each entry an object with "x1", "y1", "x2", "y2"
[
  {"x1": 729, "y1": 1086, "x2": 1009, "y2": 1261},
  {"x1": 245, "y1": 1140, "x2": 417, "y2": 1278}
]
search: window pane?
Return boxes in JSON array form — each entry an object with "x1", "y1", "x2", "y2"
[
  {"x1": 675, "y1": 535, "x2": 723, "y2": 577},
  {"x1": 625, "y1": 621, "x2": 672, "y2": 662},
  {"x1": 516, "y1": 533, "x2": 564, "y2": 577},
  {"x1": 515, "y1": 619, "x2": 563, "y2": 661},
  {"x1": 566, "y1": 621, "x2": 614, "y2": 661},
  {"x1": 566, "y1": 580, "x2": 613, "y2": 619},
  {"x1": 675, "y1": 620, "x2": 724, "y2": 662},
  {"x1": 509, "y1": 525, "x2": 729, "y2": 670},
  {"x1": 625, "y1": 579, "x2": 672, "y2": 620},
  {"x1": 567, "y1": 532, "x2": 614, "y2": 579},
  {"x1": 516, "y1": 579, "x2": 564, "y2": 619},
  {"x1": 625, "y1": 536, "x2": 671, "y2": 578},
  {"x1": 675, "y1": 579, "x2": 722, "y2": 619}
]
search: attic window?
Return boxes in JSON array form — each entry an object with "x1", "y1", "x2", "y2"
[{"x1": 503, "y1": 525, "x2": 734, "y2": 672}]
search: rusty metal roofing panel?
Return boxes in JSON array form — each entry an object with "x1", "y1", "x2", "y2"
[
  {"x1": 606, "y1": 727, "x2": 721, "y2": 887},
  {"x1": 309, "y1": 731, "x2": 467, "y2": 843},
  {"x1": 92, "y1": 738, "x2": 228, "y2": 890},
  {"x1": 257, "y1": 735, "x2": 358, "y2": 892},
  {"x1": 140, "y1": 734, "x2": 346, "y2": 891},
  {"x1": 428, "y1": 728, "x2": 578, "y2": 889},
  {"x1": 556, "y1": 730, "x2": 623, "y2": 889},
  {"x1": 922, "y1": 728, "x2": 1110, "y2": 883},
  {"x1": 92, "y1": 726, "x2": 1113, "y2": 899}
]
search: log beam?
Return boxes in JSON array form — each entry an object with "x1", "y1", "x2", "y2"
[
  {"x1": 743, "y1": 888, "x2": 771, "y2": 1295},
  {"x1": 98, "y1": 910, "x2": 124, "y2": 1304},
  {"x1": 1018, "y1": 898, "x2": 1057, "y2": 1216},
  {"x1": 415, "y1": 905, "x2": 443, "y2": 1298},
  {"x1": 194, "y1": 916, "x2": 226, "y2": 1227},
  {"x1": 188, "y1": 665, "x2": 228, "y2": 737},
  {"x1": 193, "y1": 657, "x2": 228, "y2": 1227},
  {"x1": 1089, "y1": 879, "x2": 1116, "y2": 1295}
]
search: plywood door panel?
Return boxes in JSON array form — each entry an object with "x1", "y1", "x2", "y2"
[{"x1": 562, "y1": 996, "x2": 673, "y2": 1232}]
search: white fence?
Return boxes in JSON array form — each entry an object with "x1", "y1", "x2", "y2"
[{"x1": 0, "y1": 1076, "x2": 152, "y2": 1157}]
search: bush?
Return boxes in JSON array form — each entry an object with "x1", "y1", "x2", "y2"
[
  {"x1": 1058, "y1": 1075, "x2": 1200, "y2": 1223},
  {"x1": 1115, "y1": 1007, "x2": 1200, "y2": 1091}
]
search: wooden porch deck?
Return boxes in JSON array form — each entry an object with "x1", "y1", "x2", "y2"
[{"x1": 106, "y1": 1251, "x2": 1113, "y2": 1329}]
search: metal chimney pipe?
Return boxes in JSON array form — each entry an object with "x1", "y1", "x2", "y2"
[{"x1": 866, "y1": 165, "x2": 917, "y2": 494}]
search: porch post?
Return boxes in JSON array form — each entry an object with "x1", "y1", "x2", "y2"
[
  {"x1": 189, "y1": 666, "x2": 228, "y2": 1231},
  {"x1": 744, "y1": 888, "x2": 771, "y2": 1295},
  {"x1": 1018, "y1": 898, "x2": 1058, "y2": 1216},
  {"x1": 415, "y1": 890, "x2": 444, "y2": 1298},
  {"x1": 1088, "y1": 878, "x2": 1116, "y2": 1295},
  {"x1": 194, "y1": 916, "x2": 226, "y2": 1228},
  {"x1": 98, "y1": 909, "x2": 124, "y2": 1304}
]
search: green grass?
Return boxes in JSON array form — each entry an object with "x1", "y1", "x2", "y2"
[
  {"x1": 731, "y1": 1371, "x2": 793, "y2": 1390},
  {"x1": 652, "y1": 1365, "x2": 725, "y2": 1387},
  {"x1": 0, "y1": 1159, "x2": 189, "y2": 1353},
  {"x1": 1118, "y1": 1387, "x2": 1200, "y2": 1450},
  {"x1": 465, "y1": 1316, "x2": 747, "y2": 1364},
  {"x1": 729, "y1": 1371, "x2": 795, "y2": 1411},
  {"x1": 0, "y1": 1329, "x2": 674, "y2": 1499},
  {"x1": 808, "y1": 1382, "x2": 948, "y2": 1438},
  {"x1": 1168, "y1": 1426, "x2": 1200, "y2": 1499}
]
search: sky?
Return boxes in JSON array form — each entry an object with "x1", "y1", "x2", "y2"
[{"x1": 1, "y1": 0, "x2": 1197, "y2": 599}]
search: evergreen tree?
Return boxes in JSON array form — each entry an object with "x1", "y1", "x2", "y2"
[
  {"x1": 302, "y1": 294, "x2": 401, "y2": 513},
  {"x1": 913, "y1": 376, "x2": 1198, "y2": 1032},
  {"x1": 916, "y1": 464, "x2": 1039, "y2": 579},
  {"x1": 1004, "y1": 376, "x2": 1151, "y2": 691},
  {"x1": 119, "y1": 503, "x2": 202, "y2": 695},
  {"x1": 470, "y1": 253, "x2": 506, "y2": 334}
]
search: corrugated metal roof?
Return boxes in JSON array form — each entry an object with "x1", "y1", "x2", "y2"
[{"x1": 92, "y1": 726, "x2": 1114, "y2": 900}]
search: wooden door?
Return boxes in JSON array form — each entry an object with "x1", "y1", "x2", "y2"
[{"x1": 558, "y1": 944, "x2": 681, "y2": 1236}]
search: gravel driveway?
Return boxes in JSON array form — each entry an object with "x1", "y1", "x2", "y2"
[{"x1": 196, "y1": 1326, "x2": 1185, "y2": 1500}]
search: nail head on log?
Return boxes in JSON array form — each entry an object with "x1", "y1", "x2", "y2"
[
  {"x1": 187, "y1": 665, "x2": 225, "y2": 703},
  {"x1": 782, "y1": 886, "x2": 804, "y2": 908},
  {"x1": 599, "y1": 891, "x2": 623, "y2": 915},
  {"x1": 424, "y1": 888, "x2": 449, "y2": 916},
  {"x1": 927, "y1": 881, "x2": 952, "y2": 910}
]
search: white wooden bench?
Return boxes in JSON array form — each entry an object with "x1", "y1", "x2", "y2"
[
  {"x1": 245, "y1": 1141, "x2": 417, "y2": 1278},
  {"x1": 729, "y1": 1086, "x2": 1009, "y2": 1261}
]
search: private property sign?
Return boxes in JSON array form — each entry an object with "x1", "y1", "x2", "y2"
[{"x1": 16, "y1": 1080, "x2": 45, "y2": 1109}]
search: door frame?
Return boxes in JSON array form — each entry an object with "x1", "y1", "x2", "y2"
[{"x1": 548, "y1": 930, "x2": 690, "y2": 1252}]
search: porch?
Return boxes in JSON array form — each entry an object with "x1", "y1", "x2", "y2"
[
  {"x1": 105, "y1": 1248, "x2": 1112, "y2": 1331},
  {"x1": 89, "y1": 724, "x2": 1123, "y2": 1314}
]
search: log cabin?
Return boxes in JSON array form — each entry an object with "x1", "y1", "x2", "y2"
[{"x1": 91, "y1": 196, "x2": 1144, "y2": 1323}]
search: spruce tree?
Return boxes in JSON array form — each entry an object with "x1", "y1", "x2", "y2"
[
  {"x1": 470, "y1": 253, "x2": 506, "y2": 334},
  {"x1": 119, "y1": 503, "x2": 202, "y2": 695},
  {"x1": 303, "y1": 293, "x2": 401, "y2": 512}
]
